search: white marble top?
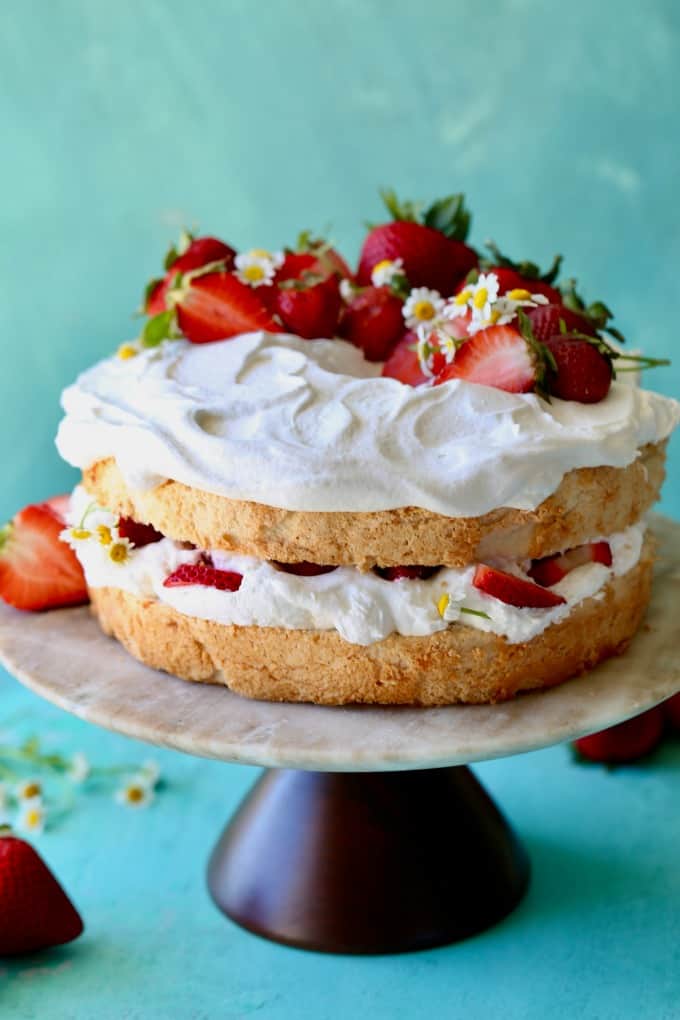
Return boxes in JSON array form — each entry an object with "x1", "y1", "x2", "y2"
[{"x1": 1, "y1": 514, "x2": 679, "y2": 772}]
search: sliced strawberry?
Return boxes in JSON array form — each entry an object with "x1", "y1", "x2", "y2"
[
  {"x1": 381, "y1": 332, "x2": 430, "y2": 385},
  {"x1": 339, "y1": 286, "x2": 405, "y2": 361},
  {"x1": 662, "y1": 692, "x2": 680, "y2": 732},
  {"x1": 44, "y1": 494, "x2": 71, "y2": 523},
  {"x1": 527, "y1": 303, "x2": 598, "y2": 342},
  {"x1": 146, "y1": 236, "x2": 236, "y2": 315},
  {"x1": 544, "y1": 335, "x2": 613, "y2": 403},
  {"x1": 574, "y1": 707, "x2": 664, "y2": 763},
  {"x1": 473, "y1": 564, "x2": 566, "y2": 608},
  {"x1": 272, "y1": 562, "x2": 337, "y2": 576},
  {"x1": 375, "y1": 565, "x2": 440, "y2": 581},
  {"x1": 274, "y1": 275, "x2": 342, "y2": 339},
  {"x1": 435, "y1": 325, "x2": 539, "y2": 393},
  {"x1": 117, "y1": 517, "x2": 164, "y2": 548},
  {"x1": 175, "y1": 272, "x2": 282, "y2": 344},
  {"x1": 0, "y1": 503, "x2": 88, "y2": 611},
  {"x1": 163, "y1": 563, "x2": 243, "y2": 591},
  {"x1": 0, "y1": 833, "x2": 84, "y2": 955},
  {"x1": 528, "y1": 541, "x2": 613, "y2": 587}
]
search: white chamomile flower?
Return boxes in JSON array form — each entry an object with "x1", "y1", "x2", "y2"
[
  {"x1": 139, "y1": 759, "x2": 161, "y2": 787},
  {"x1": 370, "y1": 257, "x2": 405, "y2": 288},
  {"x1": 466, "y1": 272, "x2": 500, "y2": 327},
  {"x1": 107, "y1": 535, "x2": 133, "y2": 566},
  {"x1": 115, "y1": 776, "x2": 155, "y2": 809},
  {"x1": 16, "y1": 778, "x2": 43, "y2": 802},
  {"x1": 339, "y1": 277, "x2": 356, "y2": 303},
  {"x1": 61, "y1": 525, "x2": 93, "y2": 546},
  {"x1": 68, "y1": 752, "x2": 91, "y2": 784},
  {"x1": 402, "y1": 287, "x2": 445, "y2": 330},
  {"x1": 234, "y1": 249, "x2": 283, "y2": 288},
  {"x1": 17, "y1": 798, "x2": 46, "y2": 835}
]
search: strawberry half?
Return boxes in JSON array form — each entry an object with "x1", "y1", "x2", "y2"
[
  {"x1": 473, "y1": 564, "x2": 566, "y2": 608},
  {"x1": 145, "y1": 235, "x2": 236, "y2": 315},
  {"x1": 544, "y1": 334, "x2": 613, "y2": 404},
  {"x1": 435, "y1": 324, "x2": 541, "y2": 394},
  {"x1": 0, "y1": 503, "x2": 88, "y2": 611},
  {"x1": 381, "y1": 332, "x2": 430, "y2": 385},
  {"x1": 662, "y1": 692, "x2": 680, "y2": 732},
  {"x1": 339, "y1": 286, "x2": 405, "y2": 361},
  {"x1": 528, "y1": 541, "x2": 612, "y2": 587},
  {"x1": 357, "y1": 190, "x2": 477, "y2": 294},
  {"x1": 375, "y1": 565, "x2": 440, "y2": 581},
  {"x1": 274, "y1": 275, "x2": 342, "y2": 339},
  {"x1": 0, "y1": 831, "x2": 84, "y2": 956},
  {"x1": 163, "y1": 563, "x2": 243, "y2": 591},
  {"x1": 573, "y1": 707, "x2": 664, "y2": 763},
  {"x1": 174, "y1": 272, "x2": 282, "y2": 344}
]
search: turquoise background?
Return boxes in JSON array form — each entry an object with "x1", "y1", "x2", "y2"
[{"x1": 1, "y1": 1, "x2": 679, "y2": 1017}]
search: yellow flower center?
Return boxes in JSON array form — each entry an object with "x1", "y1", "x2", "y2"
[
  {"x1": 373, "y1": 259, "x2": 394, "y2": 274},
  {"x1": 127, "y1": 786, "x2": 145, "y2": 804},
  {"x1": 97, "y1": 525, "x2": 113, "y2": 546},
  {"x1": 454, "y1": 289, "x2": 471, "y2": 305},
  {"x1": 109, "y1": 542, "x2": 129, "y2": 564},
  {"x1": 473, "y1": 287, "x2": 488, "y2": 310},
  {"x1": 437, "y1": 594, "x2": 450, "y2": 617},
  {"x1": 508, "y1": 288, "x2": 532, "y2": 301},
  {"x1": 413, "y1": 300, "x2": 436, "y2": 321},
  {"x1": 118, "y1": 343, "x2": 138, "y2": 360},
  {"x1": 489, "y1": 309, "x2": 502, "y2": 325},
  {"x1": 70, "y1": 528, "x2": 92, "y2": 541},
  {"x1": 22, "y1": 782, "x2": 41, "y2": 799},
  {"x1": 25, "y1": 808, "x2": 43, "y2": 829},
  {"x1": 242, "y1": 264, "x2": 266, "y2": 283}
]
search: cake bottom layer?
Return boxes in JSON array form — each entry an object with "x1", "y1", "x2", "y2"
[{"x1": 88, "y1": 535, "x2": 654, "y2": 705}]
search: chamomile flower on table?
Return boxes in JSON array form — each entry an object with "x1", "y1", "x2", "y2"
[
  {"x1": 67, "y1": 752, "x2": 91, "y2": 784},
  {"x1": 17, "y1": 797, "x2": 46, "y2": 835},
  {"x1": 16, "y1": 778, "x2": 43, "y2": 802},
  {"x1": 115, "y1": 775, "x2": 155, "y2": 809},
  {"x1": 139, "y1": 759, "x2": 161, "y2": 787}
]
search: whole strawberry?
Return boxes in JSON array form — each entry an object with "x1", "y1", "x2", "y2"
[
  {"x1": 357, "y1": 190, "x2": 477, "y2": 294},
  {"x1": 381, "y1": 331, "x2": 430, "y2": 386},
  {"x1": 574, "y1": 707, "x2": 664, "y2": 764},
  {"x1": 0, "y1": 829, "x2": 84, "y2": 956},
  {"x1": 544, "y1": 334, "x2": 613, "y2": 403},
  {"x1": 274, "y1": 275, "x2": 342, "y2": 339},
  {"x1": 340, "y1": 286, "x2": 405, "y2": 361},
  {"x1": 527, "y1": 303, "x2": 599, "y2": 343},
  {"x1": 662, "y1": 692, "x2": 680, "y2": 732}
]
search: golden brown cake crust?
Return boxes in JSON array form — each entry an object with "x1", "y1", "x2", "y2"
[
  {"x1": 88, "y1": 534, "x2": 654, "y2": 706},
  {"x1": 82, "y1": 443, "x2": 666, "y2": 569}
]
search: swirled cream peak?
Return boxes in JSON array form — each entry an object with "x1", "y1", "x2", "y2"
[{"x1": 56, "y1": 332, "x2": 680, "y2": 517}]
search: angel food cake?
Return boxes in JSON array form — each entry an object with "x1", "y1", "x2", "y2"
[{"x1": 5, "y1": 191, "x2": 678, "y2": 705}]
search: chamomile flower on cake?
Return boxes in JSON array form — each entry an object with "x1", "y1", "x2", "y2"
[{"x1": 1, "y1": 192, "x2": 679, "y2": 706}]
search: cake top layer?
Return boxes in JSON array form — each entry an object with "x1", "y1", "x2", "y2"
[{"x1": 56, "y1": 332, "x2": 680, "y2": 517}]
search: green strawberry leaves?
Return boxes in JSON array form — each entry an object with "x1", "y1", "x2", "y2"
[{"x1": 380, "y1": 189, "x2": 472, "y2": 241}]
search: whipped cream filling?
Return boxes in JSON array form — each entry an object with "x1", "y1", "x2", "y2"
[
  {"x1": 56, "y1": 332, "x2": 680, "y2": 518},
  {"x1": 66, "y1": 490, "x2": 646, "y2": 647}
]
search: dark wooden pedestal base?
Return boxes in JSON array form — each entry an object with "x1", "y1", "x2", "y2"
[{"x1": 207, "y1": 766, "x2": 530, "y2": 955}]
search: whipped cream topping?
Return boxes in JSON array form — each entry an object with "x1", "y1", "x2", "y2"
[
  {"x1": 66, "y1": 489, "x2": 645, "y2": 646},
  {"x1": 56, "y1": 333, "x2": 680, "y2": 517}
]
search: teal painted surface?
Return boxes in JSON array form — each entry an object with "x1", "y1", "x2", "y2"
[{"x1": 1, "y1": 0, "x2": 679, "y2": 1016}]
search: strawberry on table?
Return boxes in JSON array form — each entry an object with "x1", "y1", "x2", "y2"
[
  {"x1": 357, "y1": 190, "x2": 478, "y2": 295},
  {"x1": 573, "y1": 707, "x2": 665, "y2": 763},
  {"x1": 0, "y1": 502, "x2": 88, "y2": 611},
  {"x1": 0, "y1": 829, "x2": 84, "y2": 956},
  {"x1": 164, "y1": 563, "x2": 243, "y2": 591},
  {"x1": 435, "y1": 323, "x2": 545, "y2": 394},
  {"x1": 528, "y1": 541, "x2": 612, "y2": 587},
  {"x1": 173, "y1": 271, "x2": 282, "y2": 344},
  {"x1": 340, "y1": 285, "x2": 405, "y2": 361},
  {"x1": 274, "y1": 274, "x2": 342, "y2": 339},
  {"x1": 473, "y1": 564, "x2": 567, "y2": 608},
  {"x1": 145, "y1": 233, "x2": 236, "y2": 315}
]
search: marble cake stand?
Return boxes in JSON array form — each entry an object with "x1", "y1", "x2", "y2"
[{"x1": 1, "y1": 514, "x2": 679, "y2": 954}]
